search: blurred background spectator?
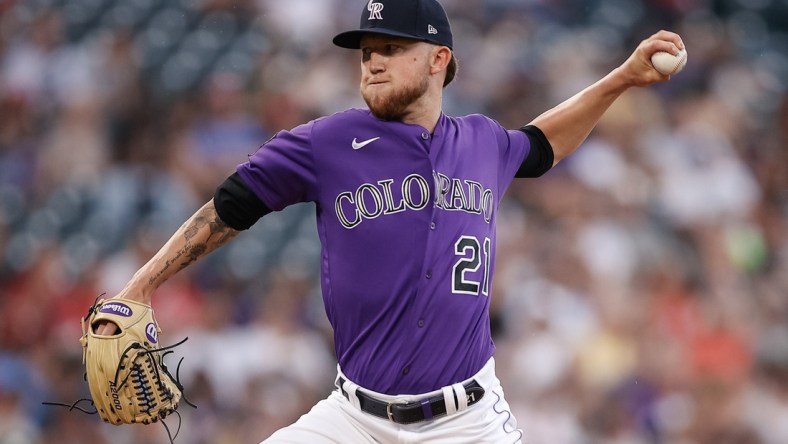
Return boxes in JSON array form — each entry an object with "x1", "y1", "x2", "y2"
[{"x1": 0, "y1": 0, "x2": 786, "y2": 443}]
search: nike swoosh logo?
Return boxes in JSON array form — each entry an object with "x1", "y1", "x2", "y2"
[{"x1": 352, "y1": 137, "x2": 380, "y2": 150}]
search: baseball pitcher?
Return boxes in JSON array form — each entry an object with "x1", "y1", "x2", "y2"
[{"x1": 93, "y1": 0, "x2": 684, "y2": 442}]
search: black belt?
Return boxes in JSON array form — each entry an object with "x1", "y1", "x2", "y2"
[{"x1": 337, "y1": 377, "x2": 485, "y2": 424}]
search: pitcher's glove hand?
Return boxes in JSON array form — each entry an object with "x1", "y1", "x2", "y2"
[{"x1": 80, "y1": 298, "x2": 185, "y2": 425}]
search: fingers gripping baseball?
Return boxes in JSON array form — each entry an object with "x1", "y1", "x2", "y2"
[{"x1": 620, "y1": 30, "x2": 685, "y2": 86}]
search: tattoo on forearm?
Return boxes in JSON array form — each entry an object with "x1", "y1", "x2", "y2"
[{"x1": 148, "y1": 202, "x2": 239, "y2": 286}]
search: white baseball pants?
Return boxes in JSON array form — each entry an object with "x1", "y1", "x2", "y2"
[{"x1": 261, "y1": 357, "x2": 523, "y2": 444}]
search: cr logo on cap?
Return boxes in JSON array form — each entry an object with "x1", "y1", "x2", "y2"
[{"x1": 367, "y1": 0, "x2": 384, "y2": 20}]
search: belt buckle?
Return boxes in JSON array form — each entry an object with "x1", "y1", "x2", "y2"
[{"x1": 386, "y1": 402, "x2": 396, "y2": 422}]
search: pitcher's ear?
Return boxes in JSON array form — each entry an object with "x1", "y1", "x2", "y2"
[
  {"x1": 430, "y1": 46, "x2": 453, "y2": 81},
  {"x1": 444, "y1": 52, "x2": 458, "y2": 87}
]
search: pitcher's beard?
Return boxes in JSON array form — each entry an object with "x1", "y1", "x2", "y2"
[{"x1": 362, "y1": 76, "x2": 430, "y2": 121}]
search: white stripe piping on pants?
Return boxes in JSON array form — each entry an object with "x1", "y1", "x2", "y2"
[{"x1": 491, "y1": 387, "x2": 523, "y2": 443}]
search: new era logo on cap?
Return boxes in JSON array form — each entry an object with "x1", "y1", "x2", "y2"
[{"x1": 334, "y1": 0, "x2": 453, "y2": 50}]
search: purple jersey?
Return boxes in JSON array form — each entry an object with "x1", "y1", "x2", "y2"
[{"x1": 237, "y1": 109, "x2": 530, "y2": 394}]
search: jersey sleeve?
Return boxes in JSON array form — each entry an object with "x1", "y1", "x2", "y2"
[
  {"x1": 236, "y1": 120, "x2": 318, "y2": 211},
  {"x1": 486, "y1": 117, "x2": 531, "y2": 189}
]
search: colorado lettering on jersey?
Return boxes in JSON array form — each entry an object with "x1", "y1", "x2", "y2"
[
  {"x1": 334, "y1": 172, "x2": 494, "y2": 229},
  {"x1": 433, "y1": 172, "x2": 494, "y2": 224}
]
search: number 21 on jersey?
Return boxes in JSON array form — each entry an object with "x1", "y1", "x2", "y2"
[{"x1": 452, "y1": 235, "x2": 491, "y2": 296}]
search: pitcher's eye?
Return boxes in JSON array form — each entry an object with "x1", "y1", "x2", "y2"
[{"x1": 384, "y1": 44, "x2": 400, "y2": 54}]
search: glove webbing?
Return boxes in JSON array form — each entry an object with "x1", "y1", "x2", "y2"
[
  {"x1": 43, "y1": 337, "x2": 195, "y2": 443},
  {"x1": 114, "y1": 339, "x2": 196, "y2": 421}
]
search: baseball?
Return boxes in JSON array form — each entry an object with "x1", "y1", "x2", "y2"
[{"x1": 651, "y1": 47, "x2": 687, "y2": 75}]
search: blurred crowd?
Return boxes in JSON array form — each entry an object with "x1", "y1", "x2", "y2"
[{"x1": 1, "y1": 0, "x2": 786, "y2": 443}]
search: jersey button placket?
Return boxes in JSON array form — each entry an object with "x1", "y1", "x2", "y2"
[{"x1": 423, "y1": 138, "x2": 436, "y2": 281}]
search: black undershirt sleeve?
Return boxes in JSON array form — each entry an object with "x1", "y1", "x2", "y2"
[
  {"x1": 213, "y1": 172, "x2": 272, "y2": 231},
  {"x1": 515, "y1": 125, "x2": 555, "y2": 178}
]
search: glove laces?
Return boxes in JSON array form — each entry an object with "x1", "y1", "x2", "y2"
[{"x1": 43, "y1": 336, "x2": 195, "y2": 444}]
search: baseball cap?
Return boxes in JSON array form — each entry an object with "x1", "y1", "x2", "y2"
[{"x1": 333, "y1": 0, "x2": 453, "y2": 50}]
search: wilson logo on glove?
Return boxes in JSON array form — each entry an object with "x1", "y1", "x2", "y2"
[
  {"x1": 145, "y1": 322, "x2": 158, "y2": 344},
  {"x1": 99, "y1": 302, "x2": 133, "y2": 317}
]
